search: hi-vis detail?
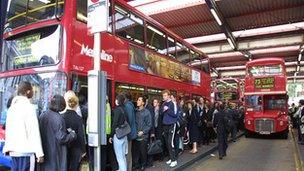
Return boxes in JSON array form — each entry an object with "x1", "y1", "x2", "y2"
[{"x1": 80, "y1": 44, "x2": 113, "y2": 62}]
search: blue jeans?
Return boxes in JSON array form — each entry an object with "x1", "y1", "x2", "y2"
[{"x1": 113, "y1": 134, "x2": 128, "y2": 171}]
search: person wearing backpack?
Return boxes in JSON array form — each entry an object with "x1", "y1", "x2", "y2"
[{"x1": 213, "y1": 102, "x2": 228, "y2": 160}]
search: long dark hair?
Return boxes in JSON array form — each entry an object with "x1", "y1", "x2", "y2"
[
  {"x1": 49, "y1": 95, "x2": 66, "y2": 112},
  {"x1": 116, "y1": 94, "x2": 125, "y2": 106}
]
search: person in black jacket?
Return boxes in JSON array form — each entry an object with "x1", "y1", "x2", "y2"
[
  {"x1": 62, "y1": 92, "x2": 86, "y2": 171},
  {"x1": 38, "y1": 95, "x2": 76, "y2": 171},
  {"x1": 186, "y1": 101, "x2": 200, "y2": 154},
  {"x1": 133, "y1": 96, "x2": 152, "y2": 170},
  {"x1": 109, "y1": 94, "x2": 128, "y2": 171},
  {"x1": 213, "y1": 103, "x2": 228, "y2": 159}
]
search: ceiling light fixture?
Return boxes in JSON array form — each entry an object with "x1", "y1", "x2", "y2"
[
  {"x1": 296, "y1": 65, "x2": 300, "y2": 72},
  {"x1": 298, "y1": 54, "x2": 302, "y2": 62},
  {"x1": 227, "y1": 37, "x2": 235, "y2": 49},
  {"x1": 210, "y1": 9, "x2": 222, "y2": 26}
]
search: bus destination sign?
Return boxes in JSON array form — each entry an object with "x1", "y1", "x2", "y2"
[{"x1": 254, "y1": 77, "x2": 275, "y2": 89}]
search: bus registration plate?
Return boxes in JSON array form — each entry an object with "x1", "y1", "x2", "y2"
[{"x1": 260, "y1": 131, "x2": 271, "y2": 135}]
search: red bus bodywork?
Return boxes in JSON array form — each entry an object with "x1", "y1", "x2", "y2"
[
  {"x1": 0, "y1": 0, "x2": 211, "y2": 114},
  {"x1": 244, "y1": 58, "x2": 288, "y2": 137}
]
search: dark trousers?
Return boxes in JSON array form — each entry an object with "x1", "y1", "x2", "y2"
[
  {"x1": 133, "y1": 139, "x2": 148, "y2": 168},
  {"x1": 12, "y1": 156, "x2": 34, "y2": 171},
  {"x1": 231, "y1": 124, "x2": 237, "y2": 141},
  {"x1": 298, "y1": 122, "x2": 302, "y2": 142},
  {"x1": 218, "y1": 131, "x2": 228, "y2": 157},
  {"x1": 67, "y1": 148, "x2": 82, "y2": 171},
  {"x1": 163, "y1": 124, "x2": 177, "y2": 161}
]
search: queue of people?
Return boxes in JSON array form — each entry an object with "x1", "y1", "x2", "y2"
[{"x1": 2, "y1": 81, "x2": 244, "y2": 171}]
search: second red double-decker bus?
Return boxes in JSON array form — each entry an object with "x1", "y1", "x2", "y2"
[
  {"x1": 213, "y1": 78, "x2": 243, "y2": 106},
  {"x1": 244, "y1": 58, "x2": 288, "y2": 138}
]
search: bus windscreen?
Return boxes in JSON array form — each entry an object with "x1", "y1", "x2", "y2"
[
  {"x1": 1, "y1": 25, "x2": 61, "y2": 71},
  {"x1": 248, "y1": 64, "x2": 282, "y2": 76}
]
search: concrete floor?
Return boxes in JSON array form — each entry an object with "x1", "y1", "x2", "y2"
[{"x1": 188, "y1": 135, "x2": 296, "y2": 171}]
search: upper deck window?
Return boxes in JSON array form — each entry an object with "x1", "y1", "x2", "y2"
[
  {"x1": 167, "y1": 37, "x2": 176, "y2": 59},
  {"x1": 6, "y1": 0, "x2": 64, "y2": 30},
  {"x1": 146, "y1": 24, "x2": 166, "y2": 54},
  {"x1": 248, "y1": 64, "x2": 283, "y2": 76},
  {"x1": 1, "y1": 25, "x2": 61, "y2": 71},
  {"x1": 115, "y1": 5, "x2": 144, "y2": 45},
  {"x1": 176, "y1": 42, "x2": 189, "y2": 64}
]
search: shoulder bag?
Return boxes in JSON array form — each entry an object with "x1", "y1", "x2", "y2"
[{"x1": 115, "y1": 107, "x2": 131, "y2": 139}]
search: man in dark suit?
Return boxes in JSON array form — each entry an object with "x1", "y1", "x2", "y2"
[{"x1": 213, "y1": 102, "x2": 228, "y2": 159}]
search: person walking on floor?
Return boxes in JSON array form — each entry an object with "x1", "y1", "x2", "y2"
[{"x1": 213, "y1": 103, "x2": 229, "y2": 159}]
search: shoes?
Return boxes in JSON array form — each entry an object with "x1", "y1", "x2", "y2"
[
  {"x1": 233, "y1": 140, "x2": 236, "y2": 142},
  {"x1": 169, "y1": 161, "x2": 177, "y2": 167},
  {"x1": 190, "y1": 150, "x2": 198, "y2": 154},
  {"x1": 166, "y1": 160, "x2": 171, "y2": 165},
  {"x1": 219, "y1": 156, "x2": 223, "y2": 160}
]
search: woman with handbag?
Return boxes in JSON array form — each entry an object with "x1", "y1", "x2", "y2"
[
  {"x1": 186, "y1": 101, "x2": 201, "y2": 154},
  {"x1": 109, "y1": 94, "x2": 129, "y2": 171}
]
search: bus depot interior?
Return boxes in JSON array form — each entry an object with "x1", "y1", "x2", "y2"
[{"x1": 0, "y1": 0, "x2": 304, "y2": 170}]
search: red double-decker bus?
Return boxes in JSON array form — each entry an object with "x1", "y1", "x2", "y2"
[
  {"x1": 244, "y1": 58, "x2": 288, "y2": 138},
  {"x1": 213, "y1": 78, "x2": 243, "y2": 106},
  {"x1": 0, "y1": 0, "x2": 211, "y2": 133}
]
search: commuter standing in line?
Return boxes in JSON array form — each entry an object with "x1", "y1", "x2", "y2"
[
  {"x1": 122, "y1": 91, "x2": 136, "y2": 171},
  {"x1": 213, "y1": 103, "x2": 228, "y2": 159},
  {"x1": 295, "y1": 100, "x2": 304, "y2": 143},
  {"x1": 143, "y1": 94, "x2": 155, "y2": 168},
  {"x1": 3, "y1": 81, "x2": 44, "y2": 171},
  {"x1": 152, "y1": 99, "x2": 161, "y2": 139},
  {"x1": 133, "y1": 96, "x2": 152, "y2": 170},
  {"x1": 38, "y1": 95, "x2": 77, "y2": 171},
  {"x1": 177, "y1": 98, "x2": 187, "y2": 154},
  {"x1": 110, "y1": 94, "x2": 128, "y2": 171},
  {"x1": 227, "y1": 103, "x2": 238, "y2": 142},
  {"x1": 205, "y1": 101, "x2": 215, "y2": 145},
  {"x1": 63, "y1": 91, "x2": 86, "y2": 171},
  {"x1": 186, "y1": 101, "x2": 200, "y2": 154},
  {"x1": 161, "y1": 90, "x2": 178, "y2": 168}
]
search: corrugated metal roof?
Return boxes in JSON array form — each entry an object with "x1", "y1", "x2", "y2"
[{"x1": 144, "y1": 0, "x2": 304, "y2": 38}]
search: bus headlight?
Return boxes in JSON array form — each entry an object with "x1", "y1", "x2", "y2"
[
  {"x1": 279, "y1": 121, "x2": 284, "y2": 126},
  {"x1": 247, "y1": 120, "x2": 251, "y2": 125}
]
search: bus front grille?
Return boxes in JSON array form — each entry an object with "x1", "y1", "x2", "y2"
[{"x1": 255, "y1": 119, "x2": 274, "y2": 133}]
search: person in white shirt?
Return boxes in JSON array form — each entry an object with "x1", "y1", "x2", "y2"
[{"x1": 3, "y1": 81, "x2": 44, "y2": 171}]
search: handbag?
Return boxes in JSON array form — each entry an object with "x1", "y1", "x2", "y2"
[
  {"x1": 115, "y1": 108, "x2": 131, "y2": 139},
  {"x1": 148, "y1": 139, "x2": 163, "y2": 155}
]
